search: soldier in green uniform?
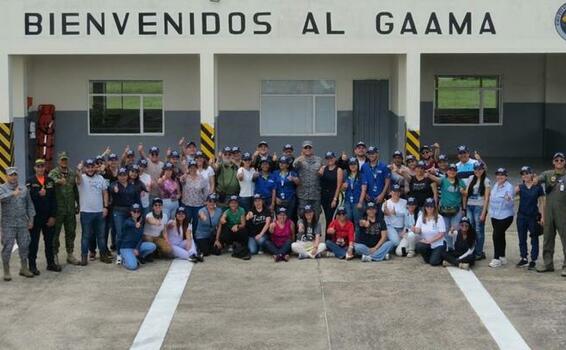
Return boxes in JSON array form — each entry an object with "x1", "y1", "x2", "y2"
[
  {"x1": 48, "y1": 152, "x2": 80, "y2": 265},
  {"x1": 536, "y1": 152, "x2": 566, "y2": 277}
]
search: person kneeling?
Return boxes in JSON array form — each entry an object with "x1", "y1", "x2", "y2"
[
  {"x1": 144, "y1": 198, "x2": 173, "y2": 259},
  {"x1": 292, "y1": 205, "x2": 326, "y2": 259},
  {"x1": 355, "y1": 202, "x2": 393, "y2": 262},
  {"x1": 263, "y1": 207, "x2": 294, "y2": 262},
  {"x1": 166, "y1": 207, "x2": 201, "y2": 262},
  {"x1": 214, "y1": 195, "x2": 251, "y2": 260},
  {"x1": 441, "y1": 216, "x2": 476, "y2": 270},
  {"x1": 120, "y1": 204, "x2": 156, "y2": 270},
  {"x1": 414, "y1": 198, "x2": 446, "y2": 266}
]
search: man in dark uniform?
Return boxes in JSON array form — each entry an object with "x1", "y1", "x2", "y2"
[
  {"x1": 536, "y1": 152, "x2": 566, "y2": 276},
  {"x1": 26, "y1": 159, "x2": 61, "y2": 274}
]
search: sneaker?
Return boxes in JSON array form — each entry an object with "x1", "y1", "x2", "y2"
[
  {"x1": 475, "y1": 252, "x2": 486, "y2": 261},
  {"x1": 442, "y1": 260, "x2": 450, "y2": 267},
  {"x1": 516, "y1": 259, "x2": 528, "y2": 268},
  {"x1": 273, "y1": 255, "x2": 280, "y2": 262},
  {"x1": 283, "y1": 255, "x2": 290, "y2": 262},
  {"x1": 89, "y1": 251, "x2": 96, "y2": 261},
  {"x1": 66, "y1": 254, "x2": 81, "y2": 265},
  {"x1": 257, "y1": 250, "x2": 263, "y2": 255},
  {"x1": 46, "y1": 264, "x2": 62, "y2": 272},
  {"x1": 188, "y1": 255, "x2": 198, "y2": 263},
  {"x1": 196, "y1": 253, "x2": 204, "y2": 263},
  {"x1": 115, "y1": 255, "x2": 122, "y2": 265},
  {"x1": 488, "y1": 259, "x2": 502, "y2": 268},
  {"x1": 345, "y1": 253, "x2": 354, "y2": 260},
  {"x1": 407, "y1": 251, "x2": 415, "y2": 258},
  {"x1": 384, "y1": 253, "x2": 390, "y2": 261},
  {"x1": 29, "y1": 267, "x2": 40, "y2": 276},
  {"x1": 528, "y1": 261, "x2": 536, "y2": 270},
  {"x1": 325, "y1": 251, "x2": 335, "y2": 258},
  {"x1": 499, "y1": 257, "x2": 507, "y2": 265},
  {"x1": 241, "y1": 254, "x2": 251, "y2": 261},
  {"x1": 459, "y1": 263, "x2": 470, "y2": 270},
  {"x1": 361, "y1": 255, "x2": 372, "y2": 262},
  {"x1": 298, "y1": 253, "x2": 309, "y2": 260}
]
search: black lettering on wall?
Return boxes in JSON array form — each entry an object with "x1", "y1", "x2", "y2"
[
  {"x1": 425, "y1": 12, "x2": 442, "y2": 34},
  {"x1": 49, "y1": 13, "x2": 55, "y2": 35},
  {"x1": 189, "y1": 12, "x2": 195, "y2": 35},
  {"x1": 302, "y1": 12, "x2": 320, "y2": 34},
  {"x1": 480, "y1": 13, "x2": 496, "y2": 34},
  {"x1": 202, "y1": 12, "x2": 220, "y2": 34},
  {"x1": 62, "y1": 13, "x2": 80, "y2": 35},
  {"x1": 449, "y1": 12, "x2": 471, "y2": 35},
  {"x1": 229, "y1": 12, "x2": 245, "y2": 34},
  {"x1": 253, "y1": 12, "x2": 272, "y2": 34},
  {"x1": 401, "y1": 13, "x2": 417, "y2": 34},
  {"x1": 24, "y1": 13, "x2": 42, "y2": 35},
  {"x1": 113, "y1": 13, "x2": 130, "y2": 35},
  {"x1": 326, "y1": 12, "x2": 345, "y2": 34},
  {"x1": 87, "y1": 13, "x2": 105, "y2": 35},
  {"x1": 164, "y1": 12, "x2": 183, "y2": 34},
  {"x1": 139, "y1": 12, "x2": 157, "y2": 35},
  {"x1": 376, "y1": 12, "x2": 393, "y2": 34}
]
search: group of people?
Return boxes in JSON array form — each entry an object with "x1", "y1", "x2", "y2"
[{"x1": 1, "y1": 138, "x2": 565, "y2": 281}]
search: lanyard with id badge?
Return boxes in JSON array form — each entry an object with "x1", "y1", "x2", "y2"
[{"x1": 348, "y1": 175, "x2": 356, "y2": 204}]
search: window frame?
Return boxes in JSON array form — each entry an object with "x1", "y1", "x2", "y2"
[
  {"x1": 87, "y1": 80, "x2": 165, "y2": 136},
  {"x1": 432, "y1": 75, "x2": 503, "y2": 127},
  {"x1": 259, "y1": 79, "x2": 338, "y2": 137}
]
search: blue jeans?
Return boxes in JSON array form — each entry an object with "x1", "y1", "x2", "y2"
[
  {"x1": 326, "y1": 240, "x2": 348, "y2": 259},
  {"x1": 163, "y1": 198, "x2": 179, "y2": 219},
  {"x1": 262, "y1": 239, "x2": 292, "y2": 256},
  {"x1": 354, "y1": 242, "x2": 394, "y2": 261},
  {"x1": 345, "y1": 201, "x2": 363, "y2": 227},
  {"x1": 248, "y1": 235, "x2": 268, "y2": 255},
  {"x1": 386, "y1": 226, "x2": 402, "y2": 247},
  {"x1": 239, "y1": 197, "x2": 253, "y2": 214},
  {"x1": 443, "y1": 210, "x2": 462, "y2": 250},
  {"x1": 113, "y1": 209, "x2": 130, "y2": 252},
  {"x1": 467, "y1": 205, "x2": 485, "y2": 257},
  {"x1": 80, "y1": 212, "x2": 107, "y2": 257},
  {"x1": 516, "y1": 214, "x2": 539, "y2": 261},
  {"x1": 186, "y1": 205, "x2": 204, "y2": 235},
  {"x1": 120, "y1": 242, "x2": 156, "y2": 270}
]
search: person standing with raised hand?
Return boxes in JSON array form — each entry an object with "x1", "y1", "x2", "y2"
[
  {"x1": 293, "y1": 140, "x2": 322, "y2": 217},
  {"x1": 1, "y1": 167, "x2": 35, "y2": 281}
]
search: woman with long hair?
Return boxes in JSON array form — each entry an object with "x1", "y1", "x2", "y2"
[
  {"x1": 319, "y1": 151, "x2": 344, "y2": 227},
  {"x1": 404, "y1": 161, "x2": 437, "y2": 210},
  {"x1": 342, "y1": 157, "x2": 367, "y2": 226},
  {"x1": 120, "y1": 204, "x2": 156, "y2": 270},
  {"x1": 245, "y1": 194, "x2": 272, "y2": 254},
  {"x1": 325, "y1": 207, "x2": 355, "y2": 260},
  {"x1": 488, "y1": 168, "x2": 515, "y2": 268},
  {"x1": 441, "y1": 216, "x2": 477, "y2": 270},
  {"x1": 166, "y1": 207, "x2": 199, "y2": 262},
  {"x1": 194, "y1": 194, "x2": 223, "y2": 257},
  {"x1": 237, "y1": 152, "x2": 256, "y2": 213},
  {"x1": 264, "y1": 207, "x2": 294, "y2": 262},
  {"x1": 158, "y1": 162, "x2": 181, "y2": 218},
  {"x1": 291, "y1": 205, "x2": 326, "y2": 259},
  {"x1": 196, "y1": 151, "x2": 215, "y2": 195},
  {"x1": 180, "y1": 160, "x2": 208, "y2": 235},
  {"x1": 414, "y1": 198, "x2": 446, "y2": 266},
  {"x1": 465, "y1": 161, "x2": 490, "y2": 260},
  {"x1": 143, "y1": 198, "x2": 173, "y2": 258}
]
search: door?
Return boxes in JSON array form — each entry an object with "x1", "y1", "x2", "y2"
[{"x1": 353, "y1": 80, "x2": 390, "y2": 157}]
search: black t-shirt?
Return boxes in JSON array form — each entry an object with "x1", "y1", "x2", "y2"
[
  {"x1": 356, "y1": 211, "x2": 387, "y2": 247},
  {"x1": 246, "y1": 207, "x2": 272, "y2": 237},
  {"x1": 408, "y1": 176, "x2": 434, "y2": 208}
]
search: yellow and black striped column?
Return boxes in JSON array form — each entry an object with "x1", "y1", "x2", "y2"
[
  {"x1": 0, "y1": 122, "x2": 14, "y2": 183},
  {"x1": 200, "y1": 122, "x2": 215, "y2": 160},
  {"x1": 405, "y1": 129, "x2": 420, "y2": 160}
]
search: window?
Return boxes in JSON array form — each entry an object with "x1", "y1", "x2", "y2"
[
  {"x1": 434, "y1": 76, "x2": 501, "y2": 125},
  {"x1": 260, "y1": 80, "x2": 336, "y2": 136},
  {"x1": 89, "y1": 80, "x2": 164, "y2": 134}
]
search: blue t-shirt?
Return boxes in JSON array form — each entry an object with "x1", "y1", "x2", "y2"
[
  {"x1": 195, "y1": 207, "x2": 223, "y2": 239},
  {"x1": 518, "y1": 184, "x2": 544, "y2": 217},
  {"x1": 272, "y1": 170, "x2": 298, "y2": 201},
  {"x1": 254, "y1": 173, "x2": 275, "y2": 200},
  {"x1": 456, "y1": 159, "x2": 478, "y2": 181},
  {"x1": 439, "y1": 177, "x2": 466, "y2": 208},
  {"x1": 121, "y1": 218, "x2": 144, "y2": 249},
  {"x1": 361, "y1": 161, "x2": 391, "y2": 199},
  {"x1": 345, "y1": 172, "x2": 367, "y2": 204}
]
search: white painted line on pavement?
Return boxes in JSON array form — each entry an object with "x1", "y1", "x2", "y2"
[
  {"x1": 447, "y1": 267, "x2": 531, "y2": 350},
  {"x1": 130, "y1": 259, "x2": 193, "y2": 350}
]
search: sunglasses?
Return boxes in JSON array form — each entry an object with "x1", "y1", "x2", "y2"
[
  {"x1": 554, "y1": 159, "x2": 565, "y2": 163},
  {"x1": 132, "y1": 210, "x2": 141, "y2": 214},
  {"x1": 153, "y1": 203, "x2": 163, "y2": 207}
]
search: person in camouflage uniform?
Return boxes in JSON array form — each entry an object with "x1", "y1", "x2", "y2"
[
  {"x1": 48, "y1": 152, "x2": 80, "y2": 265},
  {"x1": 1, "y1": 167, "x2": 35, "y2": 281},
  {"x1": 536, "y1": 152, "x2": 566, "y2": 277}
]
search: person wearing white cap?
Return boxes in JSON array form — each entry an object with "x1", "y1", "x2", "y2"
[{"x1": 1, "y1": 167, "x2": 36, "y2": 280}]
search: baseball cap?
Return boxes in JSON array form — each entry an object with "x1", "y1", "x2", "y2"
[
  {"x1": 130, "y1": 203, "x2": 141, "y2": 211},
  {"x1": 34, "y1": 159, "x2": 46, "y2": 166},
  {"x1": 152, "y1": 197, "x2": 163, "y2": 205},
  {"x1": 367, "y1": 146, "x2": 378, "y2": 154},
  {"x1": 336, "y1": 207, "x2": 346, "y2": 214},
  {"x1": 170, "y1": 150, "x2": 180, "y2": 158},
  {"x1": 407, "y1": 197, "x2": 417, "y2": 206},
  {"x1": 424, "y1": 198, "x2": 436, "y2": 208},
  {"x1": 520, "y1": 166, "x2": 532, "y2": 175},
  {"x1": 149, "y1": 146, "x2": 159, "y2": 154},
  {"x1": 420, "y1": 145, "x2": 431, "y2": 153},
  {"x1": 108, "y1": 153, "x2": 118, "y2": 161},
  {"x1": 392, "y1": 150, "x2": 403, "y2": 158},
  {"x1": 303, "y1": 205, "x2": 314, "y2": 213},
  {"x1": 438, "y1": 154, "x2": 448, "y2": 162},
  {"x1": 207, "y1": 193, "x2": 218, "y2": 202},
  {"x1": 553, "y1": 152, "x2": 565, "y2": 160},
  {"x1": 130, "y1": 164, "x2": 140, "y2": 172},
  {"x1": 126, "y1": 150, "x2": 135, "y2": 157},
  {"x1": 355, "y1": 141, "x2": 366, "y2": 148},
  {"x1": 366, "y1": 202, "x2": 377, "y2": 210},
  {"x1": 391, "y1": 184, "x2": 401, "y2": 192},
  {"x1": 228, "y1": 195, "x2": 239, "y2": 203},
  {"x1": 188, "y1": 160, "x2": 197, "y2": 167},
  {"x1": 474, "y1": 162, "x2": 486, "y2": 170},
  {"x1": 277, "y1": 207, "x2": 287, "y2": 215},
  {"x1": 325, "y1": 151, "x2": 336, "y2": 159},
  {"x1": 186, "y1": 140, "x2": 197, "y2": 147},
  {"x1": 448, "y1": 163, "x2": 458, "y2": 171},
  {"x1": 95, "y1": 155, "x2": 104, "y2": 163},
  {"x1": 223, "y1": 146, "x2": 232, "y2": 153},
  {"x1": 242, "y1": 152, "x2": 252, "y2": 161},
  {"x1": 406, "y1": 155, "x2": 416, "y2": 162},
  {"x1": 138, "y1": 159, "x2": 148, "y2": 167},
  {"x1": 253, "y1": 193, "x2": 262, "y2": 200},
  {"x1": 176, "y1": 207, "x2": 187, "y2": 214},
  {"x1": 460, "y1": 216, "x2": 471, "y2": 225},
  {"x1": 118, "y1": 167, "x2": 128, "y2": 175},
  {"x1": 162, "y1": 162, "x2": 173, "y2": 170},
  {"x1": 279, "y1": 156, "x2": 290, "y2": 164},
  {"x1": 259, "y1": 156, "x2": 270, "y2": 164},
  {"x1": 258, "y1": 141, "x2": 269, "y2": 147},
  {"x1": 195, "y1": 151, "x2": 204, "y2": 158},
  {"x1": 58, "y1": 152, "x2": 69, "y2": 160},
  {"x1": 416, "y1": 161, "x2": 426, "y2": 168},
  {"x1": 231, "y1": 146, "x2": 240, "y2": 153},
  {"x1": 302, "y1": 140, "x2": 313, "y2": 148},
  {"x1": 283, "y1": 144, "x2": 294, "y2": 151},
  {"x1": 6, "y1": 167, "x2": 18, "y2": 176},
  {"x1": 495, "y1": 167, "x2": 508, "y2": 176},
  {"x1": 457, "y1": 145, "x2": 469, "y2": 154},
  {"x1": 348, "y1": 157, "x2": 358, "y2": 165},
  {"x1": 85, "y1": 159, "x2": 95, "y2": 166}
]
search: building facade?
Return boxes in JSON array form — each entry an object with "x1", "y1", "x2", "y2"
[{"x1": 1, "y1": 0, "x2": 566, "y2": 178}]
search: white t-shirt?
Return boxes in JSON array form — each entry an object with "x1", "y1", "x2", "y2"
[
  {"x1": 198, "y1": 166, "x2": 215, "y2": 193},
  {"x1": 466, "y1": 176, "x2": 491, "y2": 207},
  {"x1": 144, "y1": 212, "x2": 169, "y2": 238},
  {"x1": 139, "y1": 173, "x2": 152, "y2": 208},
  {"x1": 237, "y1": 167, "x2": 256, "y2": 197},
  {"x1": 415, "y1": 213, "x2": 446, "y2": 249},
  {"x1": 382, "y1": 198, "x2": 407, "y2": 228},
  {"x1": 78, "y1": 174, "x2": 108, "y2": 213}
]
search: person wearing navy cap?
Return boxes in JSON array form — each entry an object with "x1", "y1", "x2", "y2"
[
  {"x1": 120, "y1": 146, "x2": 136, "y2": 168},
  {"x1": 362, "y1": 146, "x2": 391, "y2": 205},
  {"x1": 215, "y1": 146, "x2": 240, "y2": 206},
  {"x1": 214, "y1": 195, "x2": 250, "y2": 259},
  {"x1": 194, "y1": 194, "x2": 223, "y2": 257},
  {"x1": 137, "y1": 159, "x2": 152, "y2": 217},
  {"x1": 245, "y1": 194, "x2": 272, "y2": 255},
  {"x1": 253, "y1": 157, "x2": 276, "y2": 209},
  {"x1": 420, "y1": 145, "x2": 437, "y2": 170},
  {"x1": 195, "y1": 151, "x2": 216, "y2": 195},
  {"x1": 264, "y1": 207, "x2": 294, "y2": 262},
  {"x1": 179, "y1": 160, "x2": 208, "y2": 235},
  {"x1": 441, "y1": 216, "x2": 477, "y2": 270},
  {"x1": 536, "y1": 152, "x2": 566, "y2": 275},
  {"x1": 414, "y1": 198, "x2": 446, "y2": 266},
  {"x1": 158, "y1": 162, "x2": 181, "y2": 219},
  {"x1": 292, "y1": 205, "x2": 326, "y2": 259},
  {"x1": 402, "y1": 159, "x2": 437, "y2": 209},
  {"x1": 167, "y1": 150, "x2": 183, "y2": 178},
  {"x1": 273, "y1": 156, "x2": 300, "y2": 219},
  {"x1": 119, "y1": 203, "x2": 156, "y2": 270},
  {"x1": 464, "y1": 161, "x2": 490, "y2": 261},
  {"x1": 179, "y1": 138, "x2": 197, "y2": 162},
  {"x1": 487, "y1": 168, "x2": 514, "y2": 268},
  {"x1": 253, "y1": 141, "x2": 272, "y2": 170},
  {"x1": 231, "y1": 146, "x2": 242, "y2": 165},
  {"x1": 396, "y1": 197, "x2": 419, "y2": 257},
  {"x1": 75, "y1": 158, "x2": 112, "y2": 265},
  {"x1": 436, "y1": 154, "x2": 449, "y2": 177},
  {"x1": 389, "y1": 151, "x2": 408, "y2": 196},
  {"x1": 139, "y1": 145, "x2": 164, "y2": 202},
  {"x1": 319, "y1": 151, "x2": 344, "y2": 228},
  {"x1": 355, "y1": 202, "x2": 393, "y2": 262},
  {"x1": 455, "y1": 145, "x2": 480, "y2": 184},
  {"x1": 342, "y1": 157, "x2": 367, "y2": 226},
  {"x1": 165, "y1": 207, "x2": 199, "y2": 262},
  {"x1": 237, "y1": 152, "x2": 256, "y2": 213},
  {"x1": 325, "y1": 207, "x2": 355, "y2": 260},
  {"x1": 382, "y1": 184, "x2": 407, "y2": 250},
  {"x1": 338, "y1": 141, "x2": 367, "y2": 170}
]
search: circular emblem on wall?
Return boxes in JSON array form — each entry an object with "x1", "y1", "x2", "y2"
[{"x1": 555, "y1": 4, "x2": 566, "y2": 40}]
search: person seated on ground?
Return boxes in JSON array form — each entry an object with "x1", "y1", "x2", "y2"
[
  {"x1": 194, "y1": 194, "x2": 223, "y2": 257},
  {"x1": 355, "y1": 202, "x2": 394, "y2": 262},
  {"x1": 264, "y1": 207, "x2": 294, "y2": 262},
  {"x1": 382, "y1": 184, "x2": 407, "y2": 249},
  {"x1": 214, "y1": 195, "x2": 250, "y2": 260},
  {"x1": 143, "y1": 198, "x2": 172, "y2": 258},
  {"x1": 414, "y1": 198, "x2": 446, "y2": 266},
  {"x1": 166, "y1": 207, "x2": 201, "y2": 262},
  {"x1": 325, "y1": 207, "x2": 355, "y2": 260},
  {"x1": 442, "y1": 216, "x2": 476, "y2": 270},
  {"x1": 292, "y1": 205, "x2": 326, "y2": 259},
  {"x1": 120, "y1": 204, "x2": 156, "y2": 270},
  {"x1": 245, "y1": 194, "x2": 272, "y2": 255},
  {"x1": 396, "y1": 197, "x2": 418, "y2": 258}
]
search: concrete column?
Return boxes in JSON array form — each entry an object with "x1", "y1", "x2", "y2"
[
  {"x1": 0, "y1": 54, "x2": 9, "y2": 123},
  {"x1": 9, "y1": 56, "x2": 29, "y2": 179},
  {"x1": 405, "y1": 52, "x2": 421, "y2": 131},
  {"x1": 199, "y1": 52, "x2": 218, "y2": 126}
]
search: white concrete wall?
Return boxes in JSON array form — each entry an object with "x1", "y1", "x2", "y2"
[
  {"x1": 421, "y1": 54, "x2": 546, "y2": 103},
  {"x1": 28, "y1": 55, "x2": 200, "y2": 111},
  {"x1": 217, "y1": 54, "x2": 394, "y2": 111}
]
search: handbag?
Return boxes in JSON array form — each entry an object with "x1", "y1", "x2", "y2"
[{"x1": 439, "y1": 206, "x2": 459, "y2": 217}]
